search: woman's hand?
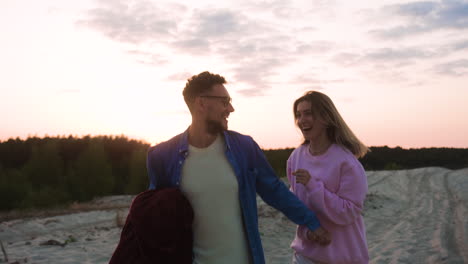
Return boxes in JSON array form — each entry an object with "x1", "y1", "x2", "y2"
[{"x1": 292, "y1": 169, "x2": 312, "y2": 186}]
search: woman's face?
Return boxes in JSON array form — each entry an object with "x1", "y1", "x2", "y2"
[{"x1": 295, "y1": 101, "x2": 327, "y2": 142}]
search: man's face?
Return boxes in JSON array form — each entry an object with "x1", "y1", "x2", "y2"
[{"x1": 200, "y1": 84, "x2": 235, "y2": 134}]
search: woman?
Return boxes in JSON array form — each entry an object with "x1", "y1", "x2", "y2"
[{"x1": 288, "y1": 91, "x2": 369, "y2": 264}]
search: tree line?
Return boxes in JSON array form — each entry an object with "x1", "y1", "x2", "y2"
[
  {"x1": 264, "y1": 146, "x2": 468, "y2": 178},
  {"x1": 1, "y1": 136, "x2": 467, "y2": 210},
  {"x1": 0, "y1": 135, "x2": 148, "y2": 210}
]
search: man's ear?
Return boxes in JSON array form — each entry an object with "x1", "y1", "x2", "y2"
[{"x1": 192, "y1": 96, "x2": 206, "y2": 113}]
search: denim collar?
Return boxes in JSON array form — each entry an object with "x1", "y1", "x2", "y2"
[{"x1": 177, "y1": 127, "x2": 232, "y2": 156}]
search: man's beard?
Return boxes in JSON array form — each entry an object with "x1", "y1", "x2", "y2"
[{"x1": 205, "y1": 119, "x2": 225, "y2": 135}]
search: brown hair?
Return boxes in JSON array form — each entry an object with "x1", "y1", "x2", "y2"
[
  {"x1": 293, "y1": 91, "x2": 369, "y2": 158},
  {"x1": 182, "y1": 71, "x2": 226, "y2": 111}
]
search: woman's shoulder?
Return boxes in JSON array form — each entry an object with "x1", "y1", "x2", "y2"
[
  {"x1": 331, "y1": 144, "x2": 363, "y2": 169},
  {"x1": 289, "y1": 144, "x2": 308, "y2": 158}
]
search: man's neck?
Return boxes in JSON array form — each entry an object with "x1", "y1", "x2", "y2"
[{"x1": 188, "y1": 123, "x2": 219, "y2": 148}]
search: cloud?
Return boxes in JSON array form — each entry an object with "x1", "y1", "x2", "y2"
[
  {"x1": 452, "y1": 39, "x2": 468, "y2": 51},
  {"x1": 370, "y1": 25, "x2": 426, "y2": 39},
  {"x1": 293, "y1": 74, "x2": 323, "y2": 85},
  {"x1": 330, "y1": 48, "x2": 432, "y2": 83},
  {"x1": 301, "y1": 85, "x2": 325, "y2": 91},
  {"x1": 77, "y1": 0, "x2": 184, "y2": 44},
  {"x1": 295, "y1": 41, "x2": 334, "y2": 54},
  {"x1": 364, "y1": 47, "x2": 438, "y2": 61},
  {"x1": 290, "y1": 74, "x2": 345, "y2": 92},
  {"x1": 77, "y1": 1, "x2": 341, "y2": 96},
  {"x1": 237, "y1": 87, "x2": 267, "y2": 97},
  {"x1": 169, "y1": 8, "x2": 277, "y2": 55},
  {"x1": 242, "y1": 0, "x2": 298, "y2": 19},
  {"x1": 332, "y1": 45, "x2": 444, "y2": 69},
  {"x1": 433, "y1": 59, "x2": 468, "y2": 76},
  {"x1": 170, "y1": 38, "x2": 212, "y2": 55},
  {"x1": 245, "y1": 0, "x2": 338, "y2": 19},
  {"x1": 230, "y1": 57, "x2": 285, "y2": 96},
  {"x1": 191, "y1": 9, "x2": 246, "y2": 37},
  {"x1": 167, "y1": 72, "x2": 193, "y2": 82},
  {"x1": 393, "y1": 1, "x2": 437, "y2": 17},
  {"x1": 126, "y1": 50, "x2": 169, "y2": 65},
  {"x1": 331, "y1": 52, "x2": 362, "y2": 67},
  {"x1": 299, "y1": 26, "x2": 318, "y2": 32},
  {"x1": 371, "y1": 0, "x2": 468, "y2": 39},
  {"x1": 169, "y1": 10, "x2": 299, "y2": 93}
]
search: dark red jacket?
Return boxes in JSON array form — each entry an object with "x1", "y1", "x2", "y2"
[{"x1": 109, "y1": 188, "x2": 194, "y2": 264}]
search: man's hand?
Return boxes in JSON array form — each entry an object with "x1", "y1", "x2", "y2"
[{"x1": 306, "y1": 227, "x2": 331, "y2": 246}]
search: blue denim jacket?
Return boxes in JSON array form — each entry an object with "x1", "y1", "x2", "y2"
[{"x1": 147, "y1": 129, "x2": 321, "y2": 264}]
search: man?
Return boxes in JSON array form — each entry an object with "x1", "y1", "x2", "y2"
[{"x1": 147, "y1": 71, "x2": 330, "y2": 264}]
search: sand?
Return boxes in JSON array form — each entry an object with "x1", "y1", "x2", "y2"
[{"x1": 0, "y1": 167, "x2": 467, "y2": 264}]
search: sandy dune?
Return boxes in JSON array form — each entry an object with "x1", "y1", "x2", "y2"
[
  {"x1": 0, "y1": 167, "x2": 467, "y2": 264},
  {"x1": 260, "y1": 167, "x2": 468, "y2": 264},
  {"x1": 364, "y1": 167, "x2": 468, "y2": 264}
]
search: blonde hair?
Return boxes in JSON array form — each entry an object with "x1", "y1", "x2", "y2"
[{"x1": 293, "y1": 91, "x2": 369, "y2": 158}]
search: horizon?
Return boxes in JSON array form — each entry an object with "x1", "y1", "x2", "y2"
[
  {"x1": 1, "y1": 133, "x2": 467, "y2": 150},
  {"x1": 1, "y1": 0, "x2": 467, "y2": 149}
]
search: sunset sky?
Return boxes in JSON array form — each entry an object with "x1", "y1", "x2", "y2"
[{"x1": 1, "y1": 0, "x2": 467, "y2": 149}]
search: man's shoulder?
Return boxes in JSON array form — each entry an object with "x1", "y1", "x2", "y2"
[
  {"x1": 148, "y1": 132, "x2": 185, "y2": 156},
  {"x1": 224, "y1": 130, "x2": 255, "y2": 145},
  {"x1": 225, "y1": 130, "x2": 252, "y2": 139}
]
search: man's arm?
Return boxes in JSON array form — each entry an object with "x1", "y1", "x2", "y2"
[
  {"x1": 249, "y1": 139, "x2": 330, "y2": 245},
  {"x1": 146, "y1": 146, "x2": 159, "y2": 190}
]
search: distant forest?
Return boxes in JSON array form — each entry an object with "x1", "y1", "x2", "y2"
[
  {"x1": 264, "y1": 146, "x2": 468, "y2": 178},
  {"x1": 1, "y1": 136, "x2": 467, "y2": 211}
]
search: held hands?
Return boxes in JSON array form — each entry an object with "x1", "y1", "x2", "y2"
[
  {"x1": 307, "y1": 227, "x2": 331, "y2": 246},
  {"x1": 292, "y1": 169, "x2": 312, "y2": 186},
  {"x1": 294, "y1": 168, "x2": 329, "y2": 245}
]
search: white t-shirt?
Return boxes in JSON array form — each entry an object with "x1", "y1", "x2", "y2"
[{"x1": 181, "y1": 135, "x2": 251, "y2": 264}]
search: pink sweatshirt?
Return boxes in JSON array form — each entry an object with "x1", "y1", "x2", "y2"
[{"x1": 287, "y1": 143, "x2": 369, "y2": 264}]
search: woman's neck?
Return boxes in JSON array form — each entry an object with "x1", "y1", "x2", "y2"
[{"x1": 308, "y1": 137, "x2": 332, "y2": 156}]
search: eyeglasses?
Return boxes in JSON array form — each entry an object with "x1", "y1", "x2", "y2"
[{"x1": 200, "y1": 95, "x2": 232, "y2": 107}]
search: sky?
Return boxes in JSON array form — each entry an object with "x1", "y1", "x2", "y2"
[{"x1": 1, "y1": 0, "x2": 467, "y2": 149}]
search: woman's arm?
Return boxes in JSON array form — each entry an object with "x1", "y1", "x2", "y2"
[
  {"x1": 299, "y1": 162, "x2": 368, "y2": 226},
  {"x1": 286, "y1": 158, "x2": 295, "y2": 193}
]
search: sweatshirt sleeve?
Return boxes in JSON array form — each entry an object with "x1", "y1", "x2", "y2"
[
  {"x1": 286, "y1": 158, "x2": 295, "y2": 193},
  {"x1": 305, "y1": 161, "x2": 368, "y2": 226},
  {"x1": 252, "y1": 140, "x2": 321, "y2": 231}
]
